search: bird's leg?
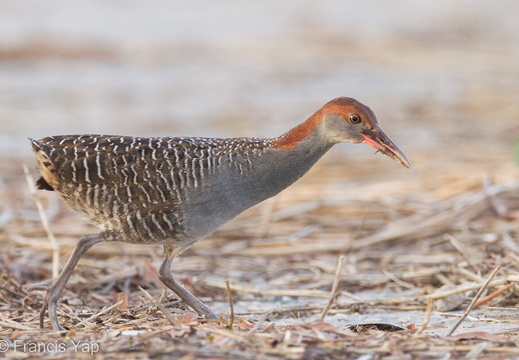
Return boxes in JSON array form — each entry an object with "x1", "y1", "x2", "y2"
[
  {"x1": 40, "y1": 234, "x2": 102, "y2": 330},
  {"x1": 158, "y1": 249, "x2": 218, "y2": 320}
]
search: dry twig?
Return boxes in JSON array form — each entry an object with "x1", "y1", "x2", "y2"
[
  {"x1": 74, "y1": 300, "x2": 125, "y2": 328},
  {"x1": 139, "y1": 286, "x2": 181, "y2": 328},
  {"x1": 319, "y1": 255, "x2": 344, "y2": 322},
  {"x1": 474, "y1": 284, "x2": 513, "y2": 309},
  {"x1": 202, "y1": 281, "x2": 330, "y2": 298},
  {"x1": 445, "y1": 234, "x2": 476, "y2": 270},
  {"x1": 383, "y1": 269, "x2": 421, "y2": 291},
  {"x1": 414, "y1": 298, "x2": 433, "y2": 336},
  {"x1": 447, "y1": 266, "x2": 501, "y2": 336},
  {"x1": 225, "y1": 280, "x2": 234, "y2": 329}
]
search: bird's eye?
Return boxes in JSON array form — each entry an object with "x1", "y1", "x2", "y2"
[{"x1": 348, "y1": 114, "x2": 361, "y2": 124}]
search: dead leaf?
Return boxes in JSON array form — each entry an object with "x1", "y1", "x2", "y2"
[
  {"x1": 113, "y1": 292, "x2": 129, "y2": 311},
  {"x1": 348, "y1": 323, "x2": 406, "y2": 333}
]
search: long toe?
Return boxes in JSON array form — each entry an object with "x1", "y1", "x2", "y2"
[
  {"x1": 39, "y1": 311, "x2": 47, "y2": 328},
  {"x1": 48, "y1": 301, "x2": 67, "y2": 331},
  {"x1": 39, "y1": 303, "x2": 48, "y2": 328},
  {"x1": 191, "y1": 302, "x2": 218, "y2": 320},
  {"x1": 202, "y1": 308, "x2": 218, "y2": 320}
]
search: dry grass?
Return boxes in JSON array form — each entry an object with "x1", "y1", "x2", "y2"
[{"x1": 1, "y1": 148, "x2": 519, "y2": 359}]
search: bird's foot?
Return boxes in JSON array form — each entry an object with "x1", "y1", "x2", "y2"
[{"x1": 40, "y1": 294, "x2": 67, "y2": 331}]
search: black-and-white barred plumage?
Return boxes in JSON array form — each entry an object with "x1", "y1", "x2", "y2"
[{"x1": 31, "y1": 134, "x2": 276, "y2": 244}]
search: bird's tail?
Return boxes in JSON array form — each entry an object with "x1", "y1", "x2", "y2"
[{"x1": 28, "y1": 138, "x2": 56, "y2": 191}]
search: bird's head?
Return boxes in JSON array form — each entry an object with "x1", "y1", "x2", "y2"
[{"x1": 275, "y1": 97, "x2": 410, "y2": 169}]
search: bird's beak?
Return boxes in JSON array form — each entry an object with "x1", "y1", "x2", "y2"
[{"x1": 362, "y1": 126, "x2": 411, "y2": 169}]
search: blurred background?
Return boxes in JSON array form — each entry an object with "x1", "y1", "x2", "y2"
[
  {"x1": 1, "y1": 1, "x2": 519, "y2": 343},
  {"x1": 0, "y1": 0, "x2": 517, "y2": 168}
]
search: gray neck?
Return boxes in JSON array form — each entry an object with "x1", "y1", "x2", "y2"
[
  {"x1": 181, "y1": 128, "x2": 334, "y2": 240},
  {"x1": 256, "y1": 132, "x2": 333, "y2": 201}
]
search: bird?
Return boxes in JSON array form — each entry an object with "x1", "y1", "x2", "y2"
[{"x1": 30, "y1": 97, "x2": 410, "y2": 330}]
